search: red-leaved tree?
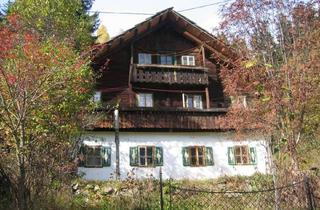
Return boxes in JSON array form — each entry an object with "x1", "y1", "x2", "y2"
[
  {"x1": 0, "y1": 15, "x2": 95, "y2": 209},
  {"x1": 218, "y1": 0, "x2": 320, "y2": 177}
]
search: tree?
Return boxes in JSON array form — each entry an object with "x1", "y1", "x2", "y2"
[
  {"x1": 218, "y1": 0, "x2": 320, "y2": 177},
  {"x1": 95, "y1": 24, "x2": 110, "y2": 44},
  {"x1": 8, "y1": 0, "x2": 99, "y2": 50},
  {"x1": 0, "y1": 15, "x2": 95, "y2": 209}
]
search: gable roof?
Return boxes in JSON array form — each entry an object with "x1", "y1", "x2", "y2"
[{"x1": 93, "y1": 8, "x2": 238, "y2": 66}]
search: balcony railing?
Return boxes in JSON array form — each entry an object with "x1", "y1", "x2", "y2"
[
  {"x1": 93, "y1": 107, "x2": 229, "y2": 131},
  {"x1": 131, "y1": 64, "x2": 209, "y2": 85}
]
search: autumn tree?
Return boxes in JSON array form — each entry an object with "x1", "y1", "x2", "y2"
[
  {"x1": 0, "y1": 16, "x2": 95, "y2": 210},
  {"x1": 7, "y1": 0, "x2": 99, "y2": 50},
  {"x1": 218, "y1": 0, "x2": 320, "y2": 177},
  {"x1": 95, "y1": 24, "x2": 110, "y2": 44}
]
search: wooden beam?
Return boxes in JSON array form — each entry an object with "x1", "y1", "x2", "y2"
[
  {"x1": 128, "y1": 43, "x2": 134, "y2": 106},
  {"x1": 201, "y1": 45, "x2": 206, "y2": 67},
  {"x1": 205, "y1": 87, "x2": 210, "y2": 109},
  {"x1": 182, "y1": 31, "x2": 229, "y2": 66}
]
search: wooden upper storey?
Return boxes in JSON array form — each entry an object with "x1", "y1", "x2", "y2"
[{"x1": 91, "y1": 8, "x2": 238, "y2": 131}]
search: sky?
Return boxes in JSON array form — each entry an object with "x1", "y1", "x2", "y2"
[
  {"x1": 0, "y1": 0, "x2": 227, "y2": 38},
  {"x1": 89, "y1": 0, "x2": 226, "y2": 38}
]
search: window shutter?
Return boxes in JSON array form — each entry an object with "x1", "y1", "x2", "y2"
[
  {"x1": 182, "y1": 147, "x2": 190, "y2": 166},
  {"x1": 249, "y1": 147, "x2": 257, "y2": 165},
  {"x1": 155, "y1": 147, "x2": 163, "y2": 166},
  {"x1": 101, "y1": 146, "x2": 111, "y2": 167},
  {"x1": 228, "y1": 147, "x2": 236, "y2": 165},
  {"x1": 130, "y1": 147, "x2": 139, "y2": 166},
  {"x1": 78, "y1": 146, "x2": 86, "y2": 167},
  {"x1": 205, "y1": 147, "x2": 214, "y2": 166}
]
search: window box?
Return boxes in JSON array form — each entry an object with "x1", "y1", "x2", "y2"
[
  {"x1": 228, "y1": 146, "x2": 257, "y2": 165},
  {"x1": 182, "y1": 146, "x2": 214, "y2": 167},
  {"x1": 79, "y1": 145, "x2": 111, "y2": 168},
  {"x1": 130, "y1": 146, "x2": 163, "y2": 167}
]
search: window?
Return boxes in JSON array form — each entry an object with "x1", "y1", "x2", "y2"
[
  {"x1": 93, "y1": 91, "x2": 101, "y2": 103},
  {"x1": 228, "y1": 146, "x2": 257, "y2": 165},
  {"x1": 138, "y1": 53, "x2": 152, "y2": 64},
  {"x1": 160, "y1": 55, "x2": 173, "y2": 65},
  {"x1": 129, "y1": 146, "x2": 163, "y2": 167},
  {"x1": 230, "y1": 95, "x2": 247, "y2": 108},
  {"x1": 78, "y1": 145, "x2": 111, "y2": 168},
  {"x1": 182, "y1": 146, "x2": 214, "y2": 167},
  {"x1": 183, "y1": 94, "x2": 203, "y2": 109},
  {"x1": 137, "y1": 93, "x2": 153, "y2": 107},
  {"x1": 181, "y1": 55, "x2": 195, "y2": 66}
]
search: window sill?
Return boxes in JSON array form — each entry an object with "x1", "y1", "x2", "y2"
[{"x1": 82, "y1": 166, "x2": 108, "y2": 168}]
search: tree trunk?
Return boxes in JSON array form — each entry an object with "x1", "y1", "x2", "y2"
[
  {"x1": 16, "y1": 152, "x2": 30, "y2": 210},
  {"x1": 288, "y1": 137, "x2": 300, "y2": 175}
]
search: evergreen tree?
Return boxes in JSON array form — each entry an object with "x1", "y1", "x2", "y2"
[{"x1": 8, "y1": 0, "x2": 99, "y2": 50}]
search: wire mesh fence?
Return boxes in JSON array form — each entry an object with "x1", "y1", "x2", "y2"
[{"x1": 166, "y1": 177, "x2": 318, "y2": 210}]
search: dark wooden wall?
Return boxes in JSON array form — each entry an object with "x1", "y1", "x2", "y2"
[{"x1": 96, "y1": 23, "x2": 227, "y2": 109}]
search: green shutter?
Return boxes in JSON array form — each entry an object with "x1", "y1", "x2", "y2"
[
  {"x1": 155, "y1": 147, "x2": 163, "y2": 166},
  {"x1": 182, "y1": 147, "x2": 190, "y2": 166},
  {"x1": 249, "y1": 147, "x2": 257, "y2": 165},
  {"x1": 102, "y1": 146, "x2": 111, "y2": 167},
  {"x1": 130, "y1": 147, "x2": 139, "y2": 166},
  {"x1": 205, "y1": 147, "x2": 214, "y2": 166},
  {"x1": 228, "y1": 147, "x2": 236, "y2": 165},
  {"x1": 79, "y1": 145, "x2": 86, "y2": 167}
]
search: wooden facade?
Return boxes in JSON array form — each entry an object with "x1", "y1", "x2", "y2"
[{"x1": 92, "y1": 8, "x2": 236, "y2": 131}]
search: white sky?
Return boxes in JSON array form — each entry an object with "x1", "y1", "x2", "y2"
[
  {"x1": 0, "y1": 0, "x2": 227, "y2": 37},
  {"x1": 91, "y1": 0, "x2": 226, "y2": 38}
]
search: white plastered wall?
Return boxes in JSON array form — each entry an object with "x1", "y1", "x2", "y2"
[{"x1": 78, "y1": 132, "x2": 270, "y2": 180}]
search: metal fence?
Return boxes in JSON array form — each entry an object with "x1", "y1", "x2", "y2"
[{"x1": 157, "y1": 169, "x2": 319, "y2": 210}]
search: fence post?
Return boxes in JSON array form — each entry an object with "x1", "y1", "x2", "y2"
[
  {"x1": 159, "y1": 167, "x2": 164, "y2": 210},
  {"x1": 304, "y1": 176, "x2": 315, "y2": 210}
]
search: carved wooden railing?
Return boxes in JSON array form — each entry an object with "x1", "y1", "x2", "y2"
[
  {"x1": 131, "y1": 64, "x2": 209, "y2": 85},
  {"x1": 93, "y1": 107, "x2": 229, "y2": 131}
]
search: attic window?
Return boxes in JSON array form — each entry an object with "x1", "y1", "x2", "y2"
[
  {"x1": 160, "y1": 55, "x2": 174, "y2": 65},
  {"x1": 181, "y1": 55, "x2": 195, "y2": 66},
  {"x1": 138, "y1": 53, "x2": 152, "y2": 64}
]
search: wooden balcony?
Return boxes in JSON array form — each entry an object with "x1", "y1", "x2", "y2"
[
  {"x1": 92, "y1": 107, "x2": 230, "y2": 131},
  {"x1": 131, "y1": 64, "x2": 209, "y2": 85}
]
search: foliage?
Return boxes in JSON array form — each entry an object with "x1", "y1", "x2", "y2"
[
  {"x1": 7, "y1": 0, "x2": 99, "y2": 51},
  {"x1": 21, "y1": 173, "x2": 274, "y2": 209},
  {"x1": 218, "y1": 0, "x2": 320, "y2": 176},
  {"x1": 0, "y1": 15, "x2": 95, "y2": 210},
  {"x1": 95, "y1": 24, "x2": 110, "y2": 44}
]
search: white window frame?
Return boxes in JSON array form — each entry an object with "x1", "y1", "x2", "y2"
[
  {"x1": 230, "y1": 95, "x2": 247, "y2": 108},
  {"x1": 188, "y1": 146, "x2": 206, "y2": 167},
  {"x1": 138, "y1": 146, "x2": 155, "y2": 167},
  {"x1": 138, "y1": 53, "x2": 152, "y2": 64},
  {"x1": 93, "y1": 91, "x2": 101, "y2": 103},
  {"x1": 181, "y1": 55, "x2": 195, "y2": 66},
  {"x1": 182, "y1": 94, "x2": 203, "y2": 109},
  {"x1": 160, "y1": 55, "x2": 173, "y2": 65},
  {"x1": 137, "y1": 93, "x2": 153, "y2": 107},
  {"x1": 85, "y1": 146, "x2": 103, "y2": 167},
  {"x1": 234, "y1": 145, "x2": 249, "y2": 165}
]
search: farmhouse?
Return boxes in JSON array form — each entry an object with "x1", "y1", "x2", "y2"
[{"x1": 78, "y1": 8, "x2": 270, "y2": 180}]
